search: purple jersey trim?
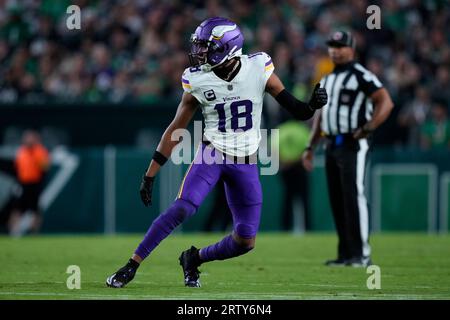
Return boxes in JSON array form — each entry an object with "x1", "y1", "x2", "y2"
[{"x1": 248, "y1": 52, "x2": 263, "y2": 59}]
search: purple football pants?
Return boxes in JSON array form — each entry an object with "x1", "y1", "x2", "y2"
[{"x1": 134, "y1": 142, "x2": 262, "y2": 261}]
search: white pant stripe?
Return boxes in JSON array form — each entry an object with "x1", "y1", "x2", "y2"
[{"x1": 356, "y1": 139, "x2": 371, "y2": 257}]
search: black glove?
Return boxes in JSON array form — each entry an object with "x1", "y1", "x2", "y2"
[
  {"x1": 140, "y1": 175, "x2": 154, "y2": 207},
  {"x1": 308, "y1": 83, "x2": 328, "y2": 110}
]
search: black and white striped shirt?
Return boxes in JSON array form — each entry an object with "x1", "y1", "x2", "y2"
[{"x1": 320, "y1": 61, "x2": 383, "y2": 136}]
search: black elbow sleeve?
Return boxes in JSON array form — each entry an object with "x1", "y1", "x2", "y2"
[{"x1": 275, "y1": 89, "x2": 315, "y2": 120}]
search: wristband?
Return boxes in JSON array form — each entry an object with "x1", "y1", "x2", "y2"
[
  {"x1": 152, "y1": 150, "x2": 168, "y2": 166},
  {"x1": 143, "y1": 175, "x2": 154, "y2": 182}
]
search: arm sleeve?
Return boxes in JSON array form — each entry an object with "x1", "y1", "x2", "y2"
[{"x1": 275, "y1": 89, "x2": 315, "y2": 120}]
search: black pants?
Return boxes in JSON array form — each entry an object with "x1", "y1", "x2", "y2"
[
  {"x1": 15, "y1": 182, "x2": 43, "y2": 213},
  {"x1": 325, "y1": 135, "x2": 371, "y2": 259}
]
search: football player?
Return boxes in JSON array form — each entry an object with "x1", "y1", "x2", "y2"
[{"x1": 107, "y1": 17, "x2": 327, "y2": 288}]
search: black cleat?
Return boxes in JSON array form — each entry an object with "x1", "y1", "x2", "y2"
[
  {"x1": 179, "y1": 246, "x2": 201, "y2": 288},
  {"x1": 106, "y1": 259, "x2": 139, "y2": 288},
  {"x1": 325, "y1": 258, "x2": 347, "y2": 267},
  {"x1": 346, "y1": 256, "x2": 372, "y2": 267}
]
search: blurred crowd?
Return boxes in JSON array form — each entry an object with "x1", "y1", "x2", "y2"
[{"x1": 0, "y1": 0, "x2": 449, "y2": 147}]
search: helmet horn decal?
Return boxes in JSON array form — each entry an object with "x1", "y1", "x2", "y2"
[{"x1": 210, "y1": 24, "x2": 237, "y2": 40}]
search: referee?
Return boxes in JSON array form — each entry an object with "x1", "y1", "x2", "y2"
[{"x1": 302, "y1": 31, "x2": 394, "y2": 267}]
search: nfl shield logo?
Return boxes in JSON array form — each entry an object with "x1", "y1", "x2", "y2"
[{"x1": 227, "y1": 84, "x2": 233, "y2": 91}]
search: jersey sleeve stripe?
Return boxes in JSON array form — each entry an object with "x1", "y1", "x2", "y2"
[
  {"x1": 265, "y1": 63, "x2": 274, "y2": 71},
  {"x1": 181, "y1": 76, "x2": 192, "y2": 88},
  {"x1": 264, "y1": 59, "x2": 273, "y2": 66}
]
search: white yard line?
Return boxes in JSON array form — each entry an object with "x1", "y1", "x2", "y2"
[{"x1": 1, "y1": 291, "x2": 449, "y2": 300}]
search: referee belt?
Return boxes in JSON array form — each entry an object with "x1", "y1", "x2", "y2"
[{"x1": 325, "y1": 133, "x2": 357, "y2": 147}]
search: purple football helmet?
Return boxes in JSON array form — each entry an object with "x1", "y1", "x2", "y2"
[{"x1": 189, "y1": 17, "x2": 244, "y2": 70}]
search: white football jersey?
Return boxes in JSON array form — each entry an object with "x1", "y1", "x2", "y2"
[{"x1": 181, "y1": 52, "x2": 274, "y2": 157}]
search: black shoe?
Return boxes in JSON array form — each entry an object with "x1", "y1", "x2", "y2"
[
  {"x1": 179, "y1": 246, "x2": 201, "y2": 288},
  {"x1": 325, "y1": 258, "x2": 347, "y2": 267},
  {"x1": 346, "y1": 256, "x2": 372, "y2": 267},
  {"x1": 106, "y1": 259, "x2": 139, "y2": 288}
]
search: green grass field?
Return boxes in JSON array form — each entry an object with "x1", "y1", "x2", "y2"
[{"x1": 0, "y1": 233, "x2": 449, "y2": 300}]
